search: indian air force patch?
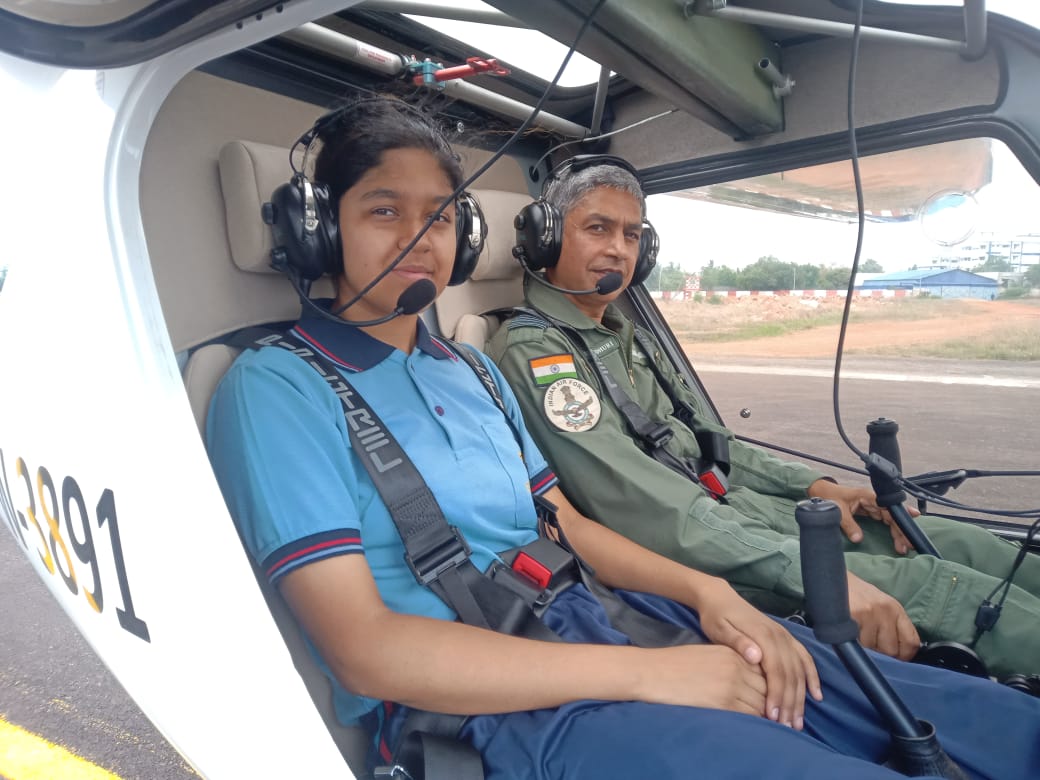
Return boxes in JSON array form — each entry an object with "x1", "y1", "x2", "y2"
[{"x1": 543, "y1": 378, "x2": 601, "y2": 432}]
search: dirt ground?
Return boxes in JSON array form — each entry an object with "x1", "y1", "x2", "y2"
[{"x1": 671, "y1": 297, "x2": 1040, "y2": 359}]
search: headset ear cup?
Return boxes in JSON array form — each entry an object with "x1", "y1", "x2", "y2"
[
  {"x1": 450, "y1": 193, "x2": 487, "y2": 286},
  {"x1": 513, "y1": 201, "x2": 562, "y2": 272},
  {"x1": 311, "y1": 182, "x2": 341, "y2": 277},
  {"x1": 267, "y1": 177, "x2": 339, "y2": 282},
  {"x1": 631, "y1": 221, "x2": 660, "y2": 287}
]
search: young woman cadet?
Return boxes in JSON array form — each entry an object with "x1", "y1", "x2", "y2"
[{"x1": 206, "y1": 97, "x2": 1040, "y2": 780}]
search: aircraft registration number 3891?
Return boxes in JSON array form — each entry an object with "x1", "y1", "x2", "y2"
[{"x1": 0, "y1": 448, "x2": 150, "y2": 642}]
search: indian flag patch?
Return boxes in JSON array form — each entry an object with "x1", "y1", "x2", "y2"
[{"x1": 529, "y1": 354, "x2": 578, "y2": 386}]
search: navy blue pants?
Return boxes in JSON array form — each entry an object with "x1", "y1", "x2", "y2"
[{"x1": 379, "y1": 585, "x2": 1040, "y2": 779}]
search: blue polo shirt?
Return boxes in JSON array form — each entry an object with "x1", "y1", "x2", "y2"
[{"x1": 206, "y1": 305, "x2": 557, "y2": 721}]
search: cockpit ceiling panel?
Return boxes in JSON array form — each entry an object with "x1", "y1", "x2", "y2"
[
  {"x1": 678, "y1": 137, "x2": 993, "y2": 222},
  {"x1": 485, "y1": 0, "x2": 783, "y2": 138}
]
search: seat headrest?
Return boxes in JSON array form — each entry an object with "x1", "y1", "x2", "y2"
[
  {"x1": 467, "y1": 189, "x2": 532, "y2": 282},
  {"x1": 434, "y1": 189, "x2": 532, "y2": 341},
  {"x1": 218, "y1": 140, "x2": 291, "y2": 274}
]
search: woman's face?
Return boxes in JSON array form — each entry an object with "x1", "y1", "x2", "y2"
[{"x1": 333, "y1": 147, "x2": 457, "y2": 320}]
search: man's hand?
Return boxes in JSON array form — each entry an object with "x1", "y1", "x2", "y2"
[
  {"x1": 695, "y1": 580, "x2": 822, "y2": 730},
  {"x1": 808, "y1": 479, "x2": 915, "y2": 554},
  {"x1": 846, "y1": 573, "x2": 920, "y2": 660}
]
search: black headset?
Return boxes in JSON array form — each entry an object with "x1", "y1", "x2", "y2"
[
  {"x1": 264, "y1": 100, "x2": 487, "y2": 287},
  {"x1": 513, "y1": 154, "x2": 660, "y2": 287}
]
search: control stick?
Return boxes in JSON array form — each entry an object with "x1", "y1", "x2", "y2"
[
  {"x1": 866, "y1": 418, "x2": 942, "y2": 557},
  {"x1": 796, "y1": 498, "x2": 967, "y2": 778}
]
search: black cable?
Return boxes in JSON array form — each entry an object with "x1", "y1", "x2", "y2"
[
  {"x1": 323, "y1": 0, "x2": 609, "y2": 318},
  {"x1": 897, "y1": 479, "x2": 1040, "y2": 518},
  {"x1": 968, "y1": 515, "x2": 1040, "y2": 648},
  {"x1": 829, "y1": 2, "x2": 1040, "y2": 524},
  {"x1": 831, "y1": 0, "x2": 869, "y2": 465},
  {"x1": 734, "y1": 434, "x2": 868, "y2": 476}
]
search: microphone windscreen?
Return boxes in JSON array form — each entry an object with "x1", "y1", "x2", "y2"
[
  {"x1": 595, "y1": 272, "x2": 624, "y2": 295},
  {"x1": 396, "y1": 279, "x2": 437, "y2": 315}
]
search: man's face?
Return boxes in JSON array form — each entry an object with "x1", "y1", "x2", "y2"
[{"x1": 547, "y1": 186, "x2": 643, "y2": 301}]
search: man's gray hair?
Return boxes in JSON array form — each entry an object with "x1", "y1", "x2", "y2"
[{"x1": 543, "y1": 162, "x2": 646, "y2": 218}]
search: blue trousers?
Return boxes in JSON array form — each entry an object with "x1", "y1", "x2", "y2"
[{"x1": 381, "y1": 586, "x2": 1040, "y2": 779}]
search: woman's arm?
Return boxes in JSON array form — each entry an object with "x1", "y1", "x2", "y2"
[
  {"x1": 545, "y1": 485, "x2": 822, "y2": 729},
  {"x1": 279, "y1": 551, "x2": 770, "y2": 719}
]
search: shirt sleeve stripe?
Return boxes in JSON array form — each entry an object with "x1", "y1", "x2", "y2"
[
  {"x1": 263, "y1": 529, "x2": 364, "y2": 584},
  {"x1": 530, "y1": 468, "x2": 558, "y2": 496}
]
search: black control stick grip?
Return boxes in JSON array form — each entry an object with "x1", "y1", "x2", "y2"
[
  {"x1": 795, "y1": 499, "x2": 859, "y2": 645},
  {"x1": 866, "y1": 418, "x2": 942, "y2": 557},
  {"x1": 867, "y1": 417, "x2": 902, "y2": 470},
  {"x1": 866, "y1": 418, "x2": 906, "y2": 506}
]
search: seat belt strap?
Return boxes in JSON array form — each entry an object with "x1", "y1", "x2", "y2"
[
  {"x1": 237, "y1": 328, "x2": 705, "y2": 651},
  {"x1": 631, "y1": 329, "x2": 731, "y2": 495},
  {"x1": 379, "y1": 731, "x2": 484, "y2": 780},
  {"x1": 235, "y1": 329, "x2": 495, "y2": 627},
  {"x1": 519, "y1": 309, "x2": 722, "y2": 500},
  {"x1": 535, "y1": 497, "x2": 705, "y2": 647}
]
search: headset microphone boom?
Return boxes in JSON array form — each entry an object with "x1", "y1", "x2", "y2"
[{"x1": 519, "y1": 265, "x2": 624, "y2": 297}]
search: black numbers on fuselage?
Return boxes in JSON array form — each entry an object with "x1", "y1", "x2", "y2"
[{"x1": 0, "y1": 448, "x2": 150, "y2": 642}]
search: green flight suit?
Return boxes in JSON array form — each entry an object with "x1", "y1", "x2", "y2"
[{"x1": 487, "y1": 280, "x2": 1040, "y2": 677}]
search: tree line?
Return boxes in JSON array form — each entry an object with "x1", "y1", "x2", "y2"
[{"x1": 647, "y1": 256, "x2": 884, "y2": 292}]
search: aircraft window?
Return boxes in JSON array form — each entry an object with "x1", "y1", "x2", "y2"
[
  {"x1": 645, "y1": 137, "x2": 1040, "y2": 519},
  {"x1": 877, "y1": 1, "x2": 1040, "y2": 29},
  {"x1": 403, "y1": 2, "x2": 607, "y2": 87}
]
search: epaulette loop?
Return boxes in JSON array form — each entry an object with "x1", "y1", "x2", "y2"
[{"x1": 508, "y1": 313, "x2": 550, "y2": 332}]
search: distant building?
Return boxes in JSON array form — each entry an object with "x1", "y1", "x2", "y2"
[
  {"x1": 940, "y1": 232, "x2": 1040, "y2": 271},
  {"x1": 859, "y1": 268, "x2": 998, "y2": 299}
]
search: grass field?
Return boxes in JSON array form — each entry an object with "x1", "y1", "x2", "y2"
[{"x1": 660, "y1": 295, "x2": 1040, "y2": 360}]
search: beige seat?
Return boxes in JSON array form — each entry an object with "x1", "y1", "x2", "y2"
[
  {"x1": 181, "y1": 138, "x2": 534, "y2": 774},
  {"x1": 435, "y1": 190, "x2": 531, "y2": 349},
  {"x1": 180, "y1": 139, "x2": 372, "y2": 773}
]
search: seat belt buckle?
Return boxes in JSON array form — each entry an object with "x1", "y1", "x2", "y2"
[
  {"x1": 512, "y1": 551, "x2": 553, "y2": 590},
  {"x1": 374, "y1": 766, "x2": 414, "y2": 780},
  {"x1": 646, "y1": 423, "x2": 673, "y2": 449},
  {"x1": 698, "y1": 464, "x2": 729, "y2": 499},
  {"x1": 404, "y1": 526, "x2": 471, "y2": 586}
]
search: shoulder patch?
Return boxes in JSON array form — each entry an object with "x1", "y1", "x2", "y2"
[
  {"x1": 543, "y1": 378, "x2": 601, "y2": 432},
  {"x1": 529, "y1": 353, "x2": 578, "y2": 386}
]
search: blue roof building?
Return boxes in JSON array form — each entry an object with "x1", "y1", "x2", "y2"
[{"x1": 858, "y1": 268, "x2": 998, "y2": 299}]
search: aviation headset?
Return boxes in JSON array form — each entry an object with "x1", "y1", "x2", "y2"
[
  {"x1": 265, "y1": 98, "x2": 487, "y2": 286},
  {"x1": 513, "y1": 154, "x2": 660, "y2": 287}
]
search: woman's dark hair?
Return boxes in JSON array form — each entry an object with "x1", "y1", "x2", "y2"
[{"x1": 312, "y1": 97, "x2": 464, "y2": 207}]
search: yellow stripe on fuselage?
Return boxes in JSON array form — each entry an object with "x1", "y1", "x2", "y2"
[{"x1": 0, "y1": 717, "x2": 121, "y2": 780}]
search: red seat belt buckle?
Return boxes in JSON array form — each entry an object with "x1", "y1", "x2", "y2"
[
  {"x1": 512, "y1": 551, "x2": 552, "y2": 589},
  {"x1": 699, "y1": 467, "x2": 728, "y2": 499}
]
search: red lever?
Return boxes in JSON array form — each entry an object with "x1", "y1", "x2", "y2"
[{"x1": 412, "y1": 57, "x2": 510, "y2": 85}]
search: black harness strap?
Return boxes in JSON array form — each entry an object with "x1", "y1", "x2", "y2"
[
  {"x1": 630, "y1": 328, "x2": 731, "y2": 497},
  {"x1": 239, "y1": 329, "x2": 561, "y2": 642},
  {"x1": 519, "y1": 309, "x2": 725, "y2": 501}
]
